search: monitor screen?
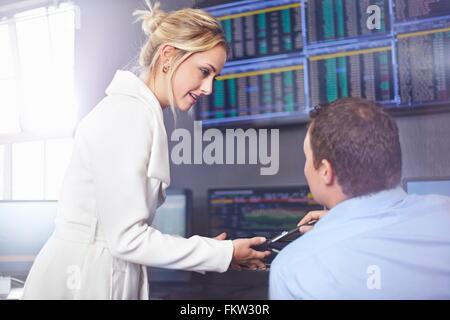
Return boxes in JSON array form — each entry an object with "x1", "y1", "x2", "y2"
[
  {"x1": 194, "y1": 0, "x2": 450, "y2": 126},
  {"x1": 404, "y1": 178, "x2": 450, "y2": 197},
  {"x1": 0, "y1": 201, "x2": 57, "y2": 277},
  {"x1": 208, "y1": 186, "x2": 322, "y2": 264},
  {"x1": 148, "y1": 189, "x2": 192, "y2": 283}
]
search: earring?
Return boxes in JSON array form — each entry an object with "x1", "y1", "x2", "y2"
[{"x1": 162, "y1": 65, "x2": 169, "y2": 73}]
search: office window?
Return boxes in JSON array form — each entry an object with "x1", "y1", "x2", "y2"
[
  {"x1": 10, "y1": 139, "x2": 73, "y2": 200},
  {"x1": 0, "y1": 146, "x2": 4, "y2": 200},
  {"x1": 1, "y1": 3, "x2": 77, "y2": 201},
  {"x1": 0, "y1": 25, "x2": 21, "y2": 134},
  {"x1": 0, "y1": 3, "x2": 76, "y2": 134},
  {"x1": 44, "y1": 138, "x2": 73, "y2": 199},
  {"x1": 12, "y1": 141, "x2": 45, "y2": 200},
  {"x1": 0, "y1": 25, "x2": 14, "y2": 77}
]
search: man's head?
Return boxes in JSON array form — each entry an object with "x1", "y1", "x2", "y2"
[{"x1": 304, "y1": 97, "x2": 402, "y2": 208}]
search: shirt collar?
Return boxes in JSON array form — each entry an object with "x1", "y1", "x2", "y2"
[
  {"x1": 105, "y1": 70, "x2": 171, "y2": 188},
  {"x1": 317, "y1": 186, "x2": 407, "y2": 227}
]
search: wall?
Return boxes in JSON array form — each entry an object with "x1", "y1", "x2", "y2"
[{"x1": 74, "y1": 0, "x2": 144, "y2": 119}]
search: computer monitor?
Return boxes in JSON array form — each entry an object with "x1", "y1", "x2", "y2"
[
  {"x1": 0, "y1": 201, "x2": 58, "y2": 278},
  {"x1": 148, "y1": 189, "x2": 193, "y2": 283},
  {"x1": 403, "y1": 177, "x2": 450, "y2": 197},
  {"x1": 208, "y1": 186, "x2": 322, "y2": 264}
]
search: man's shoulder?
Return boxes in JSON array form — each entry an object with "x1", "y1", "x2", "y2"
[
  {"x1": 411, "y1": 193, "x2": 450, "y2": 206},
  {"x1": 403, "y1": 193, "x2": 450, "y2": 218},
  {"x1": 271, "y1": 233, "x2": 325, "y2": 275},
  {"x1": 270, "y1": 234, "x2": 347, "y2": 299}
]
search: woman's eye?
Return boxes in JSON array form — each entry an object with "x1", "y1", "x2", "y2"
[{"x1": 200, "y1": 68, "x2": 210, "y2": 77}]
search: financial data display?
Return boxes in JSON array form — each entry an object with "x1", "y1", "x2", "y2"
[
  {"x1": 394, "y1": 0, "x2": 450, "y2": 22},
  {"x1": 197, "y1": 59, "x2": 305, "y2": 122},
  {"x1": 397, "y1": 28, "x2": 450, "y2": 105},
  {"x1": 195, "y1": 0, "x2": 450, "y2": 126},
  {"x1": 309, "y1": 45, "x2": 394, "y2": 106},
  {"x1": 307, "y1": 0, "x2": 390, "y2": 44},
  {"x1": 208, "y1": 186, "x2": 321, "y2": 240},
  {"x1": 219, "y1": 2, "x2": 303, "y2": 60},
  {"x1": 208, "y1": 186, "x2": 322, "y2": 265}
]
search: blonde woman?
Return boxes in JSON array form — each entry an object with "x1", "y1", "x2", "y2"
[{"x1": 22, "y1": 2, "x2": 269, "y2": 300}]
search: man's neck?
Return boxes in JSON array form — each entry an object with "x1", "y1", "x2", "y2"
[{"x1": 325, "y1": 190, "x2": 348, "y2": 209}]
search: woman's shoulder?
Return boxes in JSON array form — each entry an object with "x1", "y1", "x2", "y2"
[
  {"x1": 90, "y1": 94, "x2": 154, "y2": 120},
  {"x1": 77, "y1": 95, "x2": 156, "y2": 138},
  {"x1": 98, "y1": 94, "x2": 155, "y2": 117}
]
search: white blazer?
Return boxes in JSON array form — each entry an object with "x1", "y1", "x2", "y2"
[{"x1": 22, "y1": 71, "x2": 233, "y2": 300}]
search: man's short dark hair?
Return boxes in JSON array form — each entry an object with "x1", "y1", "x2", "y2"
[{"x1": 308, "y1": 97, "x2": 402, "y2": 198}]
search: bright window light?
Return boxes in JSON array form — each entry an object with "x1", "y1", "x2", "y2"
[
  {"x1": 0, "y1": 145, "x2": 4, "y2": 200},
  {"x1": 45, "y1": 138, "x2": 74, "y2": 200},
  {"x1": 0, "y1": 25, "x2": 14, "y2": 78},
  {"x1": 0, "y1": 25, "x2": 21, "y2": 134},
  {"x1": 14, "y1": 7, "x2": 47, "y2": 19},
  {"x1": 1, "y1": 4, "x2": 77, "y2": 201},
  {"x1": 0, "y1": 4, "x2": 77, "y2": 135},
  {"x1": 12, "y1": 141, "x2": 45, "y2": 200},
  {"x1": 0, "y1": 78, "x2": 21, "y2": 134},
  {"x1": 16, "y1": 11, "x2": 53, "y2": 133}
]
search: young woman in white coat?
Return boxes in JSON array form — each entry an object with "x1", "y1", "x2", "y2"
[{"x1": 22, "y1": 2, "x2": 270, "y2": 300}]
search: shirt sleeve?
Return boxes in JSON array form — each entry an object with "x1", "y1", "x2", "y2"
[
  {"x1": 269, "y1": 262, "x2": 296, "y2": 299},
  {"x1": 269, "y1": 248, "x2": 343, "y2": 300},
  {"x1": 78, "y1": 97, "x2": 233, "y2": 273}
]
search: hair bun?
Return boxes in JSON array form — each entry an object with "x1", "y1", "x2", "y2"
[{"x1": 133, "y1": 1, "x2": 168, "y2": 36}]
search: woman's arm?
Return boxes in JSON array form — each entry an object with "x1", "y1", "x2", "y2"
[{"x1": 79, "y1": 97, "x2": 237, "y2": 272}]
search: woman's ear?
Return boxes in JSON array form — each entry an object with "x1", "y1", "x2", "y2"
[
  {"x1": 159, "y1": 44, "x2": 177, "y2": 64},
  {"x1": 320, "y1": 159, "x2": 334, "y2": 186}
]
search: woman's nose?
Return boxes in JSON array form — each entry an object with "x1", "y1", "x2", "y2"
[{"x1": 200, "y1": 78, "x2": 214, "y2": 96}]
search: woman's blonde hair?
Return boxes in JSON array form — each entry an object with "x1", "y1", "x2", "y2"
[{"x1": 133, "y1": 1, "x2": 229, "y2": 109}]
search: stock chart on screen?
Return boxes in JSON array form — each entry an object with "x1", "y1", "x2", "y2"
[
  {"x1": 194, "y1": 0, "x2": 450, "y2": 125},
  {"x1": 208, "y1": 186, "x2": 322, "y2": 240}
]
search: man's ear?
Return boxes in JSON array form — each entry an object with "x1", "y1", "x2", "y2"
[{"x1": 320, "y1": 159, "x2": 334, "y2": 186}]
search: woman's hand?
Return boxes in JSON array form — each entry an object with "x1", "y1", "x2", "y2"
[
  {"x1": 213, "y1": 232, "x2": 270, "y2": 270},
  {"x1": 298, "y1": 210, "x2": 328, "y2": 234},
  {"x1": 213, "y1": 232, "x2": 227, "y2": 240},
  {"x1": 231, "y1": 237, "x2": 270, "y2": 271}
]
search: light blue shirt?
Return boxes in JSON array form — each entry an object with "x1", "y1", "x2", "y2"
[{"x1": 269, "y1": 187, "x2": 450, "y2": 299}]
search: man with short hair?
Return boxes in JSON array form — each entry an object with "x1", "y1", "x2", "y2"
[{"x1": 269, "y1": 98, "x2": 450, "y2": 299}]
